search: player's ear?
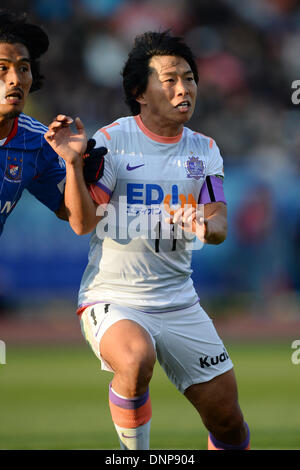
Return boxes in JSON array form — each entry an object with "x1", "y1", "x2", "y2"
[{"x1": 135, "y1": 92, "x2": 147, "y2": 106}]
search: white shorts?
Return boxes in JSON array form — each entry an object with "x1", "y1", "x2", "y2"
[{"x1": 79, "y1": 302, "x2": 233, "y2": 393}]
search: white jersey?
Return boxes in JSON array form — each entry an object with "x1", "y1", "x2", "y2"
[{"x1": 78, "y1": 115, "x2": 224, "y2": 313}]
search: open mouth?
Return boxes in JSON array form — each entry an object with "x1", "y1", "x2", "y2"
[
  {"x1": 5, "y1": 90, "x2": 23, "y2": 103},
  {"x1": 176, "y1": 101, "x2": 190, "y2": 111}
]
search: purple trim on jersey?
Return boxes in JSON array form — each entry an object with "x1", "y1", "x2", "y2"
[
  {"x1": 95, "y1": 181, "x2": 112, "y2": 197},
  {"x1": 209, "y1": 423, "x2": 250, "y2": 450},
  {"x1": 198, "y1": 175, "x2": 226, "y2": 205},
  {"x1": 109, "y1": 383, "x2": 149, "y2": 409},
  {"x1": 77, "y1": 299, "x2": 200, "y2": 315}
]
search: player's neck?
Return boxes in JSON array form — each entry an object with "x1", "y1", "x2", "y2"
[
  {"x1": 0, "y1": 117, "x2": 14, "y2": 139},
  {"x1": 139, "y1": 112, "x2": 183, "y2": 138}
]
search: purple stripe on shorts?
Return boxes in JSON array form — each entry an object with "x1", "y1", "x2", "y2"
[
  {"x1": 198, "y1": 175, "x2": 226, "y2": 205},
  {"x1": 139, "y1": 299, "x2": 200, "y2": 314},
  {"x1": 109, "y1": 383, "x2": 149, "y2": 409},
  {"x1": 95, "y1": 181, "x2": 112, "y2": 197},
  {"x1": 209, "y1": 422, "x2": 250, "y2": 450}
]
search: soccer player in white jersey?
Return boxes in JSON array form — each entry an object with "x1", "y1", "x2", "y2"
[{"x1": 45, "y1": 31, "x2": 250, "y2": 451}]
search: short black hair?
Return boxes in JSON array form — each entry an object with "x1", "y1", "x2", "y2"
[
  {"x1": 122, "y1": 30, "x2": 199, "y2": 115},
  {"x1": 0, "y1": 10, "x2": 49, "y2": 92}
]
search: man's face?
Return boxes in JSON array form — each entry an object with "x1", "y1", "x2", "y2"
[
  {"x1": 137, "y1": 55, "x2": 197, "y2": 133},
  {"x1": 0, "y1": 42, "x2": 32, "y2": 120}
]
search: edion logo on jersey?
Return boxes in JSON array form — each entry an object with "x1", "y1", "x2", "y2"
[
  {"x1": 127, "y1": 183, "x2": 197, "y2": 214},
  {"x1": 199, "y1": 349, "x2": 230, "y2": 368}
]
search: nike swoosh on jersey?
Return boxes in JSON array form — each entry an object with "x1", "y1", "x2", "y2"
[{"x1": 126, "y1": 163, "x2": 145, "y2": 171}]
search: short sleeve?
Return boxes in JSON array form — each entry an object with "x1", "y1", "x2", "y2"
[
  {"x1": 199, "y1": 139, "x2": 226, "y2": 205},
  {"x1": 206, "y1": 140, "x2": 224, "y2": 177},
  {"x1": 26, "y1": 141, "x2": 66, "y2": 212}
]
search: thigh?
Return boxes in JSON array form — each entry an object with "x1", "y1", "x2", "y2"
[
  {"x1": 100, "y1": 317, "x2": 156, "y2": 373},
  {"x1": 80, "y1": 303, "x2": 157, "y2": 372},
  {"x1": 156, "y1": 304, "x2": 233, "y2": 393}
]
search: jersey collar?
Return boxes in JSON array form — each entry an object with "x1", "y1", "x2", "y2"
[
  {"x1": 134, "y1": 115, "x2": 183, "y2": 144},
  {"x1": 1, "y1": 117, "x2": 19, "y2": 146}
]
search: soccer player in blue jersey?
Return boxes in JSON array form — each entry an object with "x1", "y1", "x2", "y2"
[{"x1": 0, "y1": 11, "x2": 105, "y2": 237}]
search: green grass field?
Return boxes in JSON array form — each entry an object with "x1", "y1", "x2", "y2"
[{"x1": 0, "y1": 341, "x2": 299, "y2": 450}]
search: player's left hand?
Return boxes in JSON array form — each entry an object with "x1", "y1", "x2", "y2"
[
  {"x1": 45, "y1": 114, "x2": 87, "y2": 165},
  {"x1": 82, "y1": 139, "x2": 107, "y2": 184},
  {"x1": 165, "y1": 205, "x2": 207, "y2": 241}
]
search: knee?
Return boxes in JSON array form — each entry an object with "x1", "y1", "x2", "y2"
[
  {"x1": 204, "y1": 406, "x2": 245, "y2": 440},
  {"x1": 118, "y1": 345, "x2": 156, "y2": 393},
  {"x1": 126, "y1": 348, "x2": 156, "y2": 379},
  {"x1": 216, "y1": 411, "x2": 244, "y2": 435}
]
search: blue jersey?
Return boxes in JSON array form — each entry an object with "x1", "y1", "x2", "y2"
[{"x1": 0, "y1": 113, "x2": 66, "y2": 236}]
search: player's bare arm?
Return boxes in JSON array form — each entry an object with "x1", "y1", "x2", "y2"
[
  {"x1": 203, "y1": 201, "x2": 227, "y2": 244},
  {"x1": 45, "y1": 114, "x2": 100, "y2": 235},
  {"x1": 54, "y1": 200, "x2": 69, "y2": 221}
]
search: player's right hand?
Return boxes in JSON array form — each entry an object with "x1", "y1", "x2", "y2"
[{"x1": 45, "y1": 114, "x2": 87, "y2": 165}]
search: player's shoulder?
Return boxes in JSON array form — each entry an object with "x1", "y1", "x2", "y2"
[
  {"x1": 93, "y1": 116, "x2": 135, "y2": 142},
  {"x1": 17, "y1": 113, "x2": 62, "y2": 167},
  {"x1": 11, "y1": 113, "x2": 48, "y2": 150},
  {"x1": 18, "y1": 113, "x2": 48, "y2": 136},
  {"x1": 184, "y1": 126, "x2": 216, "y2": 152}
]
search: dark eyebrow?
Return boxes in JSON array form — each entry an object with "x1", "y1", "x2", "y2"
[
  {"x1": 160, "y1": 69, "x2": 194, "y2": 76},
  {"x1": 0, "y1": 57, "x2": 30, "y2": 63}
]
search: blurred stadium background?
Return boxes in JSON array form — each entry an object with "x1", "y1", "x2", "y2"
[{"x1": 0, "y1": 0, "x2": 300, "y2": 450}]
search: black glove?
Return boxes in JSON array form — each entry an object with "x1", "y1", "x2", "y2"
[{"x1": 83, "y1": 139, "x2": 107, "y2": 184}]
